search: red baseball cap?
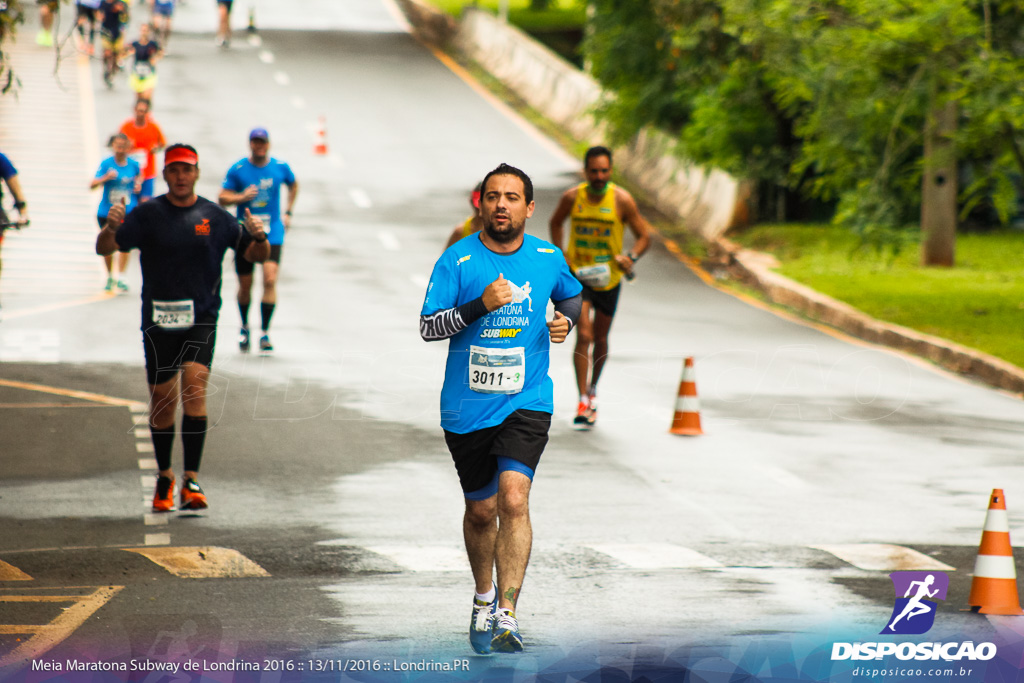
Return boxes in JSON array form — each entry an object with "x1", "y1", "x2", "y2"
[{"x1": 164, "y1": 146, "x2": 199, "y2": 167}]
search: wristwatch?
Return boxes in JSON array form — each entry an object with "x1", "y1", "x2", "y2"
[{"x1": 254, "y1": 232, "x2": 268, "y2": 243}]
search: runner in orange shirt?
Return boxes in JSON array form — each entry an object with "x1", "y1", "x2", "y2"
[{"x1": 119, "y1": 99, "x2": 166, "y2": 203}]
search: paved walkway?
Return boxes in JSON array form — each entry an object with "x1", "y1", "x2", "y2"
[{"x1": 0, "y1": 24, "x2": 107, "y2": 333}]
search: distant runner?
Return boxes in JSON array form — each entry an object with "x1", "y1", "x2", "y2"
[
  {"x1": 128, "y1": 23, "x2": 162, "y2": 103},
  {"x1": 119, "y1": 99, "x2": 166, "y2": 203},
  {"x1": 421, "y1": 163, "x2": 582, "y2": 654},
  {"x1": 549, "y1": 145, "x2": 651, "y2": 429},
  {"x1": 444, "y1": 182, "x2": 483, "y2": 249},
  {"x1": 98, "y1": 0, "x2": 129, "y2": 87},
  {"x1": 215, "y1": 0, "x2": 232, "y2": 47},
  {"x1": 218, "y1": 127, "x2": 298, "y2": 355},
  {"x1": 96, "y1": 144, "x2": 270, "y2": 512},
  {"x1": 149, "y1": 0, "x2": 175, "y2": 48},
  {"x1": 90, "y1": 133, "x2": 141, "y2": 292},
  {"x1": 75, "y1": 0, "x2": 102, "y2": 55}
]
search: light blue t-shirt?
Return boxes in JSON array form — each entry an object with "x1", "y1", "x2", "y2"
[
  {"x1": 95, "y1": 155, "x2": 141, "y2": 218},
  {"x1": 422, "y1": 232, "x2": 582, "y2": 434},
  {"x1": 221, "y1": 157, "x2": 295, "y2": 245}
]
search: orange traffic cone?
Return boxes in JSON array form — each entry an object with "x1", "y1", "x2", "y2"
[
  {"x1": 313, "y1": 116, "x2": 328, "y2": 156},
  {"x1": 968, "y1": 488, "x2": 1024, "y2": 615},
  {"x1": 669, "y1": 357, "x2": 703, "y2": 436}
]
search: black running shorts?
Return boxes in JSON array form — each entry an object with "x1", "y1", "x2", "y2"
[
  {"x1": 443, "y1": 409, "x2": 550, "y2": 499},
  {"x1": 581, "y1": 283, "x2": 621, "y2": 317},
  {"x1": 235, "y1": 243, "x2": 281, "y2": 275},
  {"x1": 143, "y1": 319, "x2": 217, "y2": 386}
]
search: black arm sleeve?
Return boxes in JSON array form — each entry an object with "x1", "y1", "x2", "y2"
[
  {"x1": 419, "y1": 296, "x2": 490, "y2": 341},
  {"x1": 553, "y1": 293, "x2": 582, "y2": 331}
]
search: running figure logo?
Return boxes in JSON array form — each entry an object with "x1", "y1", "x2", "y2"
[
  {"x1": 508, "y1": 280, "x2": 533, "y2": 312},
  {"x1": 883, "y1": 571, "x2": 949, "y2": 635}
]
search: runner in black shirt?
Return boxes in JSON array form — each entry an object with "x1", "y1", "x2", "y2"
[{"x1": 97, "y1": 144, "x2": 270, "y2": 512}]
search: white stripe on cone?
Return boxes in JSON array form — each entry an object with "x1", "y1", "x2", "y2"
[
  {"x1": 674, "y1": 396, "x2": 700, "y2": 412},
  {"x1": 682, "y1": 366, "x2": 696, "y2": 382},
  {"x1": 983, "y1": 510, "x2": 1010, "y2": 532},
  {"x1": 973, "y1": 554, "x2": 1019, "y2": 579}
]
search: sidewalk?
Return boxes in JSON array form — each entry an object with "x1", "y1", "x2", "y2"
[{"x1": 0, "y1": 19, "x2": 107, "y2": 331}]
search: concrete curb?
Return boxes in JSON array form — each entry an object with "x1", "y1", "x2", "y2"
[{"x1": 716, "y1": 238, "x2": 1024, "y2": 396}]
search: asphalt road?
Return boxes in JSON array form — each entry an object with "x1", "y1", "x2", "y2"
[{"x1": 2, "y1": 0, "x2": 1024, "y2": 680}]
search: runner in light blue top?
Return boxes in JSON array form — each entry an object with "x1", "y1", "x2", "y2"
[
  {"x1": 219, "y1": 128, "x2": 299, "y2": 356},
  {"x1": 419, "y1": 163, "x2": 582, "y2": 657},
  {"x1": 91, "y1": 133, "x2": 141, "y2": 293}
]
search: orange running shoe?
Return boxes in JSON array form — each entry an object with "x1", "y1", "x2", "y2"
[
  {"x1": 179, "y1": 478, "x2": 208, "y2": 510},
  {"x1": 573, "y1": 398, "x2": 591, "y2": 431},
  {"x1": 152, "y1": 475, "x2": 175, "y2": 513}
]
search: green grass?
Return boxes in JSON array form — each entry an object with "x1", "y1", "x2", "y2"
[
  {"x1": 425, "y1": 0, "x2": 586, "y2": 31},
  {"x1": 730, "y1": 224, "x2": 1024, "y2": 369}
]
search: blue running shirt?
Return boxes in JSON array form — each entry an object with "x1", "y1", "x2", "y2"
[
  {"x1": 221, "y1": 157, "x2": 295, "y2": 245},
  {"x1": 95, "y1": 155, "x2": 141, "y2": 218},
  {"x1": 422, "y1": 233, "x2": 582, "y2": 434}
]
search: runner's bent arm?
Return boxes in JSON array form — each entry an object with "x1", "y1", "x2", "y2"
[
  {"x1": 284, "y1": 179, "x2": 298, "y2": 229},
  {"x1": 616, "y1": 190, "x2": 652, "y2": 269},
  {"x1": 5, "y1": 174, "x2": 29, "y2": 222},
  {"x1": 420, "y1": 273, "x2": 512, "y2": 341}
]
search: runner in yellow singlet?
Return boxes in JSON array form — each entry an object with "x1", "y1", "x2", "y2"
[
  {"x1": 445, "y1": 182, "x2": 484, "y2": 249},
  {"x1": 549, "y1": 146, "x2": 651, "y2": 429}
]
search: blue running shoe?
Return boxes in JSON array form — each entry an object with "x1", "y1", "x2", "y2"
[
  {"x1": 490, "y1": 608, "x2": 523, "y2": 653},
  {"x1": 469, "y1": 594, "x2": 497, "y2": 655}
]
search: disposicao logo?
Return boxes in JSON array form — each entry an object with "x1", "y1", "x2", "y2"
[
  {"x1": 831, "y1": 571, "x2": 997, "y2": 662},
  {"x1": 884, "y1": 571, "x2": 947, "y2": 635}
]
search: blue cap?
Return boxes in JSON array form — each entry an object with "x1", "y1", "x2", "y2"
[{"x1": 249, "y1": 127, "x2": 269, "y2": 141}]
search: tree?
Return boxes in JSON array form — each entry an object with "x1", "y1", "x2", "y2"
[{"x1": 585, "y1": 0, "x2": 1024, "y2": 263}]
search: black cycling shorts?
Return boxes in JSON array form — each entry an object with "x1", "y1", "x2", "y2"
[
  {"x1": 143, "y1": 320, "x2": 217, "y2": 386},
  {"x1": 581, "y1": 283, "x2": 621, "y2": 317},
  {"x1": 235, "y1": 244, "x2": 281, "y2": 275},
  {"x1": 443, "y1": 409, "x2": 550, "y2": 500}
]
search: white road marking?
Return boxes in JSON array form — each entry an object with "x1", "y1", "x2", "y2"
[
  {"x1": 258, "y1": 49, "x2": 274, "y2": 64},
  {"x1": 274, "y1": 71, "x2": 290, "y2": 86},
  {"x1": 247, "y1": 34, "x2": 263, "y2": 47},
  {"x1": 349, "y1": 188, "x2": 372, "y2": 208},
  {"x1": 143, "y1": 514, "x2": 168, "y2": 526},
  {"x1": 134, "y1": 427, "x2": 149, "y2": 438},
  {"x1": 587, "y1": 543, "x2": 724, "y2": 569},
  {"x1": 365, "y1": 545, "x2": 468, "y2": 572},
  {"x1": 137, "y1": 458, "x2": 156, "y2": 470},
  {"x1": 810, "y1": 544, "x2": 956, "y2": 571},
  {"x1": 135, "y1": 442, "x2": 153, "y2": 453},
  {"x1": 377, "y1": 232, "x2": 401, "y2": 251},
  {"x1": 143, "y1": 534, "x2": 171, "y2": 546},
  {"x1": 129, "y1": 404, "x2": 148, "y2": 415},
  {"x1": 140, "y1": 475, "x2": 154, "y2": 490}
]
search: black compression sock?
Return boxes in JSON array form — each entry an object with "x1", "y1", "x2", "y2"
[
  {"x1": 238, "y1": 301, "x2": 250, "y2": 328},
  {"x1": 181, "y1": 415, "x2": 208, "y2": 473},
  {"x1": 260, "y1": 302, "x2": 275, "y2": 332},
  {"x1": 150, "y1": 424, "x2": 175, "y2": 472}
]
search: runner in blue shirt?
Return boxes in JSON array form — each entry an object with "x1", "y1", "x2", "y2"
[
  {"x1": 420, "y1": 163, "x2": 581, "y2": 655},
  {"x1": 90, "y1": 133, "x2": 141, "y2": 292},
  {"x1": 219, "y1": 127, "x2": 298, "y2": 355}
]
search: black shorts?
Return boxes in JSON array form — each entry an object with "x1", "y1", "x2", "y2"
[
  {"x1": 235, "y1": 244, "x2": 281, "y2": 275},
  {"x1": 581, "y1": 283, "x2": 621, "y2": 317},
  {"x1": 143, "y1": 320, "x2": 217, "y2": 386},
  {"x1": 443, "y1": 409, "x2": 550, "y2": 500},
  {"x1": 76, "y1": 4, "x2": 96, "y2": 20},
  {"x1": 217, "y1": 0, "x2": 233, "y2": 9}
]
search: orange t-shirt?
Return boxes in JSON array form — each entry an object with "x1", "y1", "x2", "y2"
[{"x1": 119, "y1": 117, "x2": 166, "y2": 180}]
